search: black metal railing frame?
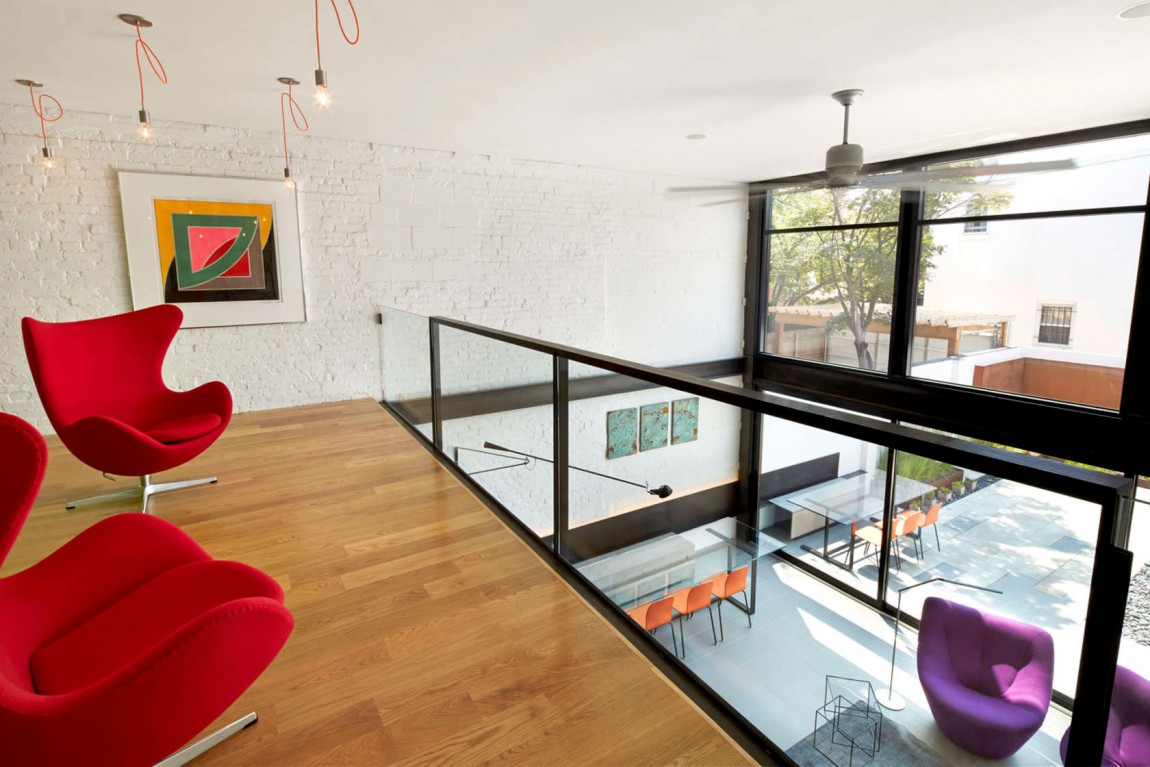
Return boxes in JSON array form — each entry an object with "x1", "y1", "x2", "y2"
[{"x1": 384, "y1": 309, "x2": 1133, "y2": 766}]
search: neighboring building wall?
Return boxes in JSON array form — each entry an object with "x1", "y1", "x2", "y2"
[
  {"x1": 915, "y1": 345, "x2": 1125, "y2": 410},
  {"x1": 921, "y1": 145, "x2": 1148, "y2": 360},
  {"x1": 0, "y1": 105, "x2": 747, "y2": 431},
  {"x1": 973, "y1": 357, "x2": 1124, "y2": 409}
]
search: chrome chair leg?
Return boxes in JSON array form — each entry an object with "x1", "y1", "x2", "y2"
[
  {"x1": 66, "y1": 473, "x2": 218, "y2": 514},
  {"x1": 154, "y1": 712, "x2": 257, "y2": 767}
]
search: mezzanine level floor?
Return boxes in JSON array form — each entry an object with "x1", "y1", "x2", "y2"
[{"x1": 2, "y1": 399, "x2": 754, "y2": 766}]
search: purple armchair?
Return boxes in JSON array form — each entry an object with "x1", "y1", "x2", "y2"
[
  {"x1": 1060, "y1": 665, "x2": 1150, "y2": 767},
  {"x1": 918, "y1": 597, "x2": 1054, "y2": 759}
]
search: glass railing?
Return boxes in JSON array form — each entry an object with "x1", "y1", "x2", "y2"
[
  {"x1": 377, "y1": 307, "x2": 1133, "y2": 767},
  {"x1": 378, "y1": 306, "x2": 432, "y2": 439}
]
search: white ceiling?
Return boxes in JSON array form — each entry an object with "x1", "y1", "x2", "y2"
[{"x1": 3, "y1": 0, "x2": 1149, "y2": 182}]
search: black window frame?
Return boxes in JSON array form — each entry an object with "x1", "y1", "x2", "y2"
[{"x1": 747, "y1": 119, "x2": 1150, "y2": 477}]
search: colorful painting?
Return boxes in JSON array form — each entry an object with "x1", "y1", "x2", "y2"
[
  {"x1": 154, "y1": 201, "x2": 279, "y2": 303},
  {"x1": 671, "y1": 397, "x2": 700, "y2": 445},
  {"x1": 640, "y1": 402, "x2": 669, "y2": 452},
  {"x1": 606, "y1": 408, "x2": 637, "y2": 459},
  {"x1": 119, "y1": 173, "x2": 305, "y2": 328}
]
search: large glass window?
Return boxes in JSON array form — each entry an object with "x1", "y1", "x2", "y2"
[
  {"x1": 762, "y1": 128, "x2": 1150, "y2": 413},
  {"x1": 765, "y1": 187, "x2": 900, "y2": 371},
  {"x1": 885, "y1": 450, "x2": 1101, "y2": 699}
]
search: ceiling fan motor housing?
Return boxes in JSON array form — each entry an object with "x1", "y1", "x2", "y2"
[{"x1": 826, "y1": 142, "x2": 864, "y2": 176}]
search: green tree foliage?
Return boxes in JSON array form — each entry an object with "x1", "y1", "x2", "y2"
[{"x1": 768, "y1": 173, "x2": 1012, "y2": 369}]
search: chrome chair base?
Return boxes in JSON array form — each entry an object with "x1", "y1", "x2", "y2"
[
  {"x1": 66, "y1": 473, "x2": 218, "y2": 514},
  {"x1": 154, "y1": 712, "x2": 258, "y2": 767}
]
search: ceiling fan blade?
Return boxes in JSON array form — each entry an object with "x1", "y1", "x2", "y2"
[
  {"x1": 665, "y1": 184, "x2": 749, "y2": 194},
  {"x1": 1068, "y1": 148, "x2": 1150, "y2": 168},
  {"x1": 857, "y1": 177, "x2": 1011, "y2": 195},
  {"x1": 701, "y1": 197, "x2": 751, "y2": 207},
  {"x1": 887, "y1": 159, "x2": 1076, "y2": 184}
]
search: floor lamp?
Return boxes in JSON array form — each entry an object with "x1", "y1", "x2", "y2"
[{"x1": 876, "y1": 576, "x2": 1003, "y2": 710}]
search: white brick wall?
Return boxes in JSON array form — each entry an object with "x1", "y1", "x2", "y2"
[{"x1": 0, "y1": 104, "x2": 747, "y2": 431}]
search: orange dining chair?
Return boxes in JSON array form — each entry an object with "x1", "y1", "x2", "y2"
[
  {"x1": 711, "y1": 565, "x2": 751, "y2": 641},
  {"x1": 671, "y1": 580, "x2": 717, "y2": 657},
  {"x1": 918, "y1": 502, "x2": 943, "y2": 551},
  {"x1": 893, "y1": 511, "x2": 924, "y2": 564},
  {"x1": 855, "y1": 512, "x2": 922, "y2": 571},
  {"x1": 853, "y1": 524, "x2": 884, "y2": 567},
  {"x1": 627, "y1": 595, "x2": 678, "y2": 657}
]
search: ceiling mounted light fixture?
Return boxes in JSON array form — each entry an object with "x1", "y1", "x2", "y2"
[
  {"x1": 685, "y1": 134, "x2": 707, "y2": 140},
  {"x1": 279, "y1": 77, "x2": 309, "y2": 190},
  {"x1": 312, "y1": 0, "x2": 361, "y2": 109},
  {"x1": 119, "y1": 13, "x2": 167, "y2": 141},
  {"x1": 15, "y1": 79, "x2": 63, "y2": 170},
  {"x1": 1117, "y1": 1, "x2": 1150, "y2": 18}
]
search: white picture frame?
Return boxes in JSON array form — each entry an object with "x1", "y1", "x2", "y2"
[{"x1": 118, "y1": 171, "x2": 306, "y2": 328}]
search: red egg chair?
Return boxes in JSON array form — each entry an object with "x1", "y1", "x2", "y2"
[
  {"x1": 0, "y1": 411, "x2": 293, "y2": 767},
  {"x1": 22, "y1": 305, "x2": 231, "y2": 513}
]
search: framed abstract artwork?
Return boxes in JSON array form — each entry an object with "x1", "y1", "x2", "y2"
[
  {"x1": 671, "y1": 397, "x2": 699, "y2": 445},
  {"x1": 606, "y1": 407, "x2": 637, "y2": 459},
  {"x1": 118, "y1": 172, "x2": 305, "y2": 328},
  {"x1": 639, "y1": 402, "x2": 669, "y2": 452}
]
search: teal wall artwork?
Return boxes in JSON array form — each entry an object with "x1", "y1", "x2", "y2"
[
  {"x1": 639, "y1": 402, "x2": 669, "y2": 452},
  {"x1": 606, "y1": 407, "x2": 638, "y2": 459},
  {"x1": 671, "y1": 397, "x2": 699, "y2": 445}
]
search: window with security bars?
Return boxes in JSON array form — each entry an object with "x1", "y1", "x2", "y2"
[
  {"x1": 1038, "y1": 304, "x2": 1074, "y2": 345},
  {"x1": 963, "y1": 219, "x2": 988, "y2": 234},
  {"x1": 964, "y1": 203, "x2": 988, "y2": 234}
]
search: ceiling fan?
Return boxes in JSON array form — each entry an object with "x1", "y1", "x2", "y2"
[{"x1": 669, "y1": 89, "x2": 1076, "y2": 203}]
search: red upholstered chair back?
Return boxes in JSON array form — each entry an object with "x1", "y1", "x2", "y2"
[
  {"x1": 0, "y1": 414, "x2": 49, "y2": 695},
  {"x1": 22, "y1": 306, "x2": 183, "y2": 431},
  {"x1": 0, "y1": 413, "x2": 47, "y2": 568}
]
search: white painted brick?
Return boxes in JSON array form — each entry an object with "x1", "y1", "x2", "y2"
[
  {"x1": 368, "y1": 225, "x2": 412, "y2": 251},
  {"x1": 412, "y1": 226, "x2": 453, "y2": 250},
  {"x1": 396, "y1": 205, "x2": 439, "y2": 228},
  {"x1": 0, "y1": 102, "x2": 746, "y2": 433}
]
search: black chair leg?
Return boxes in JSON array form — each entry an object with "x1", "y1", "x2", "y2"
[
  {"x1": 717, "y1": 600, "x2": 724, "y2": 642},
  {"x1": 677, "y1": 615, "x2": 686, "y2": 659},
  {"x1": 707, "y1": 605, "x2": 717, "y2": 645},
  {"x1": 740, "y1": 591, "x2": 751, "y2": 628},
  {"x1": 934, "y1": 524, "x2": 941, "y2": 551},
  {"x1": 670, "y1": 620, "x2": 679, "y2": 657}
]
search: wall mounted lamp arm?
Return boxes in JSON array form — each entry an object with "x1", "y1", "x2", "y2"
[
  {"x1": 482, "y1": 441, "x2": 673, "y2": 498},
  {"x1": 452, "y1": 446, "x2": 530, "y2": 477}
]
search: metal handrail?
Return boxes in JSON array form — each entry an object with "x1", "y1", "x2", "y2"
[{"x1": 430, "y1": 315, "x2": 1130, "y2": 505}]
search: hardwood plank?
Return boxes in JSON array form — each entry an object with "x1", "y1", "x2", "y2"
[{"x1": 1, "y1": 399, "x2": 756, "y2": 766}]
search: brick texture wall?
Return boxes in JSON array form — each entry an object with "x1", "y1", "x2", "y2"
[{"x1": 0, "y1": 105, "x2": 747, "y2": 431}]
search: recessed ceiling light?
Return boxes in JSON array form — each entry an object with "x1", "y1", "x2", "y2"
[
  {"x1": 685, "y1": 134, "x2": 707, "y2": 140},
  {"x1": 1118, "y1": 1, "x2": 1150, "y2": 19}
]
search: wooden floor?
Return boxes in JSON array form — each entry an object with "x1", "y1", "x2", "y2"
[{"x1": 3, "y1": 400, "x2": 755, "y2": 766}]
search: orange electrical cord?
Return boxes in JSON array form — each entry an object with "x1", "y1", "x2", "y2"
[
  {"x1": 134, "y1": 23, "x2": 167, "y2": 109},
  {"x1": 314, "y1": 0, "x2": 360, "y2": 69},
  {"x1": 281, "y1": 82, "x2": 310, "y2": 167},
  {"x1": 27, "y1": 83, "x2": 63, "y2": 146}
]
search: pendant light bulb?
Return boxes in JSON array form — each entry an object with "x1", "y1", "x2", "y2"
[
  {"x1": 121, "y1": 14, "x2": 166, "y2": 144},
  {"x1": 16, "y1": 79, "x2": 63, "y2": 172},
  {"x1": 284, "y1": 167, "x2": 296, "y2": 190},
  {"x1": 137, "y1": 110, "x2": 153, "y2": 141},
  {"x1": 314, "y1": 69, "x2": 331, "y2": 108}
]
